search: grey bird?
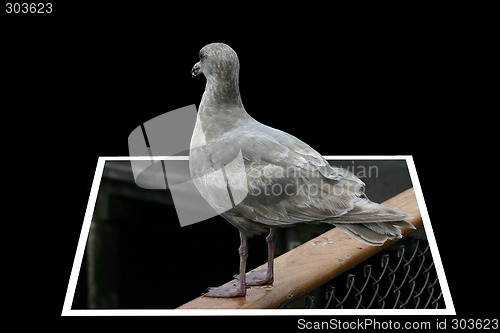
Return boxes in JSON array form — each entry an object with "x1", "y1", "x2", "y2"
[{"x1": 190, "y1": 43, "x2": 414, "y2": 297}]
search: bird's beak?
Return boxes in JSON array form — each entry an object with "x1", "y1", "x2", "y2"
[{"x1": 191, "y1": 62, "x2": 201, "y2": 78}]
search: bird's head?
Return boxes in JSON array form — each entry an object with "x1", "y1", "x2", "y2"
[{"x1": 191, "y1": 43, "x2": 240, "y2": 81}]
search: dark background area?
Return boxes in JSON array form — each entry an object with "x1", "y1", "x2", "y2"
[{"x1": 2, "y1": 2, "x2": 495, "y2": 328}]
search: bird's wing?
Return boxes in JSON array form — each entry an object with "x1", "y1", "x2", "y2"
[{"x1": 218, "y1": 123, "x2": 366, "y2": 226}]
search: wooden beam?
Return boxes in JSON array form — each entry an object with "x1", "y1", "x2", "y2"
[{"x1": 177, "y1": 188, "x2": 422, "y2": 309}]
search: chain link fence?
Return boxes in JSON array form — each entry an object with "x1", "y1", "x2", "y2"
[{"x1": 286, "y1": 237, "x2": 444, "y2": 309}]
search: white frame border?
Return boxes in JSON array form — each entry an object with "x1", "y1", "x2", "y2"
[{"x1": 62, "y1": 155, "x2": 455, "y2": 316}]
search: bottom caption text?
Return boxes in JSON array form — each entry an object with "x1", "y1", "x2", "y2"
[{"x1": 297, "y1": 318, "x2": 499, "y2": 330}]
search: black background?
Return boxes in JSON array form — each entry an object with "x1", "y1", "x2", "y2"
[{"x1": 2, "y1": 2, "x2": 496, "y2": 329}]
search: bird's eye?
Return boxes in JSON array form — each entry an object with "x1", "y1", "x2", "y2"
[{"x1": 199, "y1": 52, "x2": 205, "y2": 60}]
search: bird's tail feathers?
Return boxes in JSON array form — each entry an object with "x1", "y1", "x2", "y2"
[{"x1": 331, "y1": 197, "x2": 416, "y2": 246}]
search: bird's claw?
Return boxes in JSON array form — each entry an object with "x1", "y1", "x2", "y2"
[{"x1": 202, "y1": 285, "x2": 246, "y2": 298}]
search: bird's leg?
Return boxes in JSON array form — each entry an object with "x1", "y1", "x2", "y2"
[
  {"x1": 203, "y1": 231, "x2": 248, "y2": 297},
  {"x1": 245, "y1": 228, "x2": 276, "y2": 286}
]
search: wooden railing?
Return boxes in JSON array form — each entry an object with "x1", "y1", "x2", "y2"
[{"x1": 178, "y1": 188, "x2": 421, "y2": 309}]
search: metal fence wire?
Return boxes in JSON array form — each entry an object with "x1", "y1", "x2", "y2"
[{"x1": 289, "y1": 239, "x2": 445, "y2": 309}]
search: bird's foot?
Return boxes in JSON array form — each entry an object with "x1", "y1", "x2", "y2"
[
  {"x1": 242, "y1": 270, "x2": 273, "y2": 286},
  {"x1": 203, "y1": 285, "x2": 246, "y2": 298}
]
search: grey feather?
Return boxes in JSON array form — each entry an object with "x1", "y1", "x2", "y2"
[
  {"x1": 333, "y1": 224, "x2": 392, "y2": 246},
  {"x1": 190, "y1": 43, "x2": 414, "y2": 243}
]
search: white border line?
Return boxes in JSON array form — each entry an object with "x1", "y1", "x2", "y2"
[
  {"x1": 62, "y1": 155, "x2": 455, "y2": 316},
  {"x1": 62, "y1": 157, "x2": 106, "y2": 313},
  {"x1": 406, "y1": 156, "x2": 455, "y2": 314},
  {"x1": 98, "y1": 155, "x2": 410, "y2": 161}
]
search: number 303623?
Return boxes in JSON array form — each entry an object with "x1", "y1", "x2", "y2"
[{"x1": 6, "y1": 3, "x2": 52, "y2": 14}]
